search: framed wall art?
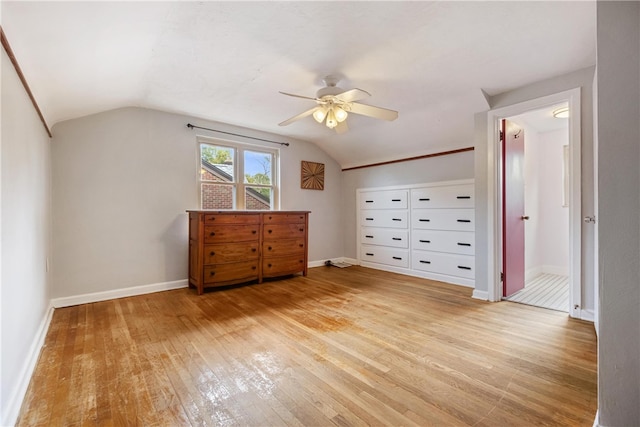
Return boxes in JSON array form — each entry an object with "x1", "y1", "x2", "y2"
[{"x1": 301, "y1": 161, "x2": 325, "y2": 190}]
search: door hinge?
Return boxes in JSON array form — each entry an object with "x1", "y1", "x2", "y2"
[
  {"x1": 499, "y1": 130, "x2": 504, "y2": 141},
  {"x1": 500, "y1": 272, "x2": 504, "y2": 282}
]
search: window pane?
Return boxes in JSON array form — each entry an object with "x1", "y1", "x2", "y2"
[
  {"x1": 245, "y1": 186, "x2": 271, "y2": 210},
  {"x1": 244, "y1": 150, "x2": 272, "y2": 185},
  {"x1": 201, "y1": 144, "x2": 234, "y2": 182},
  {"x1": 202, "y1": 183, "x2": 234, "y2": 209}
]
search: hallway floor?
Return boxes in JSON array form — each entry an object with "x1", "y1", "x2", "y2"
[{"x1": 506, "y1": 273, "x2": 569, "y2": 312}]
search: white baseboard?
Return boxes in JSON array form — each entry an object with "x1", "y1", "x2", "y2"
[
  {"x1": 472, "y1": 289, "x2": 489, "y2": 300},
  {"x1": 2, "y1": 304, "x2": 55, "y2": 427},
  {"x1": 51, "y1": 279, "x2": 189, "y2": 308},
  {"x1": 525, "y1": 266, "x2": 543, "y2": 282},
  {"x1": 542, "y1": 265, "x2": 569, "y2": 276},
  {"x1": 580, "y1": 309, "x2": 595, "y2": 322}
]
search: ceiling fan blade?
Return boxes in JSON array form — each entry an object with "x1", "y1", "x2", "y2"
[
  {"x1": 335, "y1": 120, "x2": 349, "y2": 134},
  {"x1": 348, "y1": 102, "x2": 398, "y2": 121},
  {"x1": 279, "y1": 107, "x2": 318, "y2": 126},
  {"x1": 279, "y1": 91, "x2": 319, "y2": 102},
  {"x1": 335, "y1": 88, "x2": 371, "y2": 103}
]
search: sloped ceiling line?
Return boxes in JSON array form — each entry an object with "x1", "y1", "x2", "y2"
[{"x1": 0, "y1": 26, "x2": 52, "y2": 137}]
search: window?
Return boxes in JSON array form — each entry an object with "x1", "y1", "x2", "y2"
[{"x1": 199, "y1": 139, "x2": 278, "y2": 210}]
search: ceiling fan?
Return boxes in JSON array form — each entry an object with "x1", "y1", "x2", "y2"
[{"x1": 278, "y1": 76, "x2": 398, "y2": 134}]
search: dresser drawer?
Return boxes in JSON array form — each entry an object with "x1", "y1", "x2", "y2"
[
  {"x1": 203, "y1": 242, "x2": 259, "y2": 264},
  {"x1": 412, "y1": 251, "x2": 475, "y2": 279},
  {"x1": 263, "y1": 223, "x2": 306, "y2": 240},
  {"x1": 203, "y1": 261, "x2": 259, "y2": 284},
  {"x1": 360, "y1": 245, "x2": 409, "y2": 268},
  {"x1": 263, "y1": 239, "x2": 306, "y2": 257},
  {"x1": 412, "y1": 230, "x2": 475, "y2": 255},
  {"x1": 360, "y1": 227, "x2": 409, "y2": 248},
  {"x1": 262, "y1": 256, "x2": 306, "y2": 277},
  {"x1": 411, "y1": 209, "x2": 474, "y2": 231},
  {"x1": 204, "y1": 214, "x2": 260, "y2": 224},
  {"x1": 411, "y1": 184, "x2": 474, "y2": 209},
  {"x1": 359, "y1": 190, "x2": 408, "y2": 210},
  {"x1": 204, "y1": 224, "x2": 260, "y2": 243},
  {"x1": 263, "y1": 213, "x2": 306, "y2": 224},
  {"x1": 360, "y1": 210, "x2": 408, "y2": 229}
]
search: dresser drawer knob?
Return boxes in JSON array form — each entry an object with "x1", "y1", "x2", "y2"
[
  {"x1": 209, "y1": 232, "x2": 216, "y2": 236},
  {"x1": 365, "y1": 235, "x2": 374, "y2": 238},
  {"x1": 457, "y1": 243, "x2": 471, "y2": 247},
  {"x1": 269, "y1": 216, "x2": 272, "y2": 220},
  {"x1": 209, "y1": 251, "x2": 215, "y2": 256},
  {"x1": 268, "y1": 229, "x2": 272, "y2": 233},
  {"x1": 419, "y1": 240, "x2": 431, "y2": 243},
  {"x1": 210, "y1": 271, "x2": 216, "y2": 276},
  {"x1": 419, "y1": 198, "x2": 430, "y2": 201},
  {"x1": 392, "y1": 256, "x2": 402, "y2": 260},
  {"x1": 299, "y1": 244, "x2": 304, "y2": 247},
  {"x1": 420, "y1": 260, "x2": 431, "y2": 264},
  {"x1": 457, "y1": 219, "x2": 471, "y2": 223},
  {"x1": 251, "y1": 248, "x2": 256, "y2": 252},
  {"x1": 299, "y1": 228, "x2": 304, "y2": 232},
  {"x1": 392, "y1": 237, "x2": 402, "y2": 241},
  {"x1": 268, "y1": 263, "x2": 272, "y2": 268},
  {"x1": 268, "y1": 246, "x2": 272, "y2": 250},
  {"x1": 458, "y1": 266, "x2": 472, "y2": 270},
  {"x1": 365, "y1": 218, "x2": 374, "y2": 221},
  {"x1": 252, "y1": 230, "x2": 257, "y2": 234},
  {"x1": 419, "y1": 219, "x2": 430, "y2": 222},
  {"x1": 391, "y1": 199, "x2": 401, "y2": 202},
  {"x1": 252, "y1": 266, "x2": 256, "y2": 270},
  {"x1": 457, "y1": 196, "x2": 471, "y2": 199},
  {"x1": 365, "y1": 253, "x2": 374, "y2": 256},
  {"x1": 392, "y1": 218, "x2": 402, "y2": 222}
]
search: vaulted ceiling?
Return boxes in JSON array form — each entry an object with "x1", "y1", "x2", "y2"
[{"x1": 2, "y1": 1, "x2": 595, "y2": 168}]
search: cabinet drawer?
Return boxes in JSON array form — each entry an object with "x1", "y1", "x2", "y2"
[
  {"x1": 360, "y1": 210, "x2": 408, "y2": 229},
  {"x1": 411, "y1": 209, "x2": 474, "y2": 231},
  {"x1": 263, "y1": 213, "x2": 306, "y2": 224},
  {"x1": 204, "y1": 224, "x2": 260, "y2": 243},
  {"x1": 262, "y1": 256, "x2": 306, "y2": 277},
  {"x1": 263, "y1": 223, "x2": 306, "y2": 240},
  {"x1": 412, "y1": 230, "x2": 475, "y2": 255},
  {"x1": 203, "y1": 261, "x2": 259, "y2": 284},
  {"x1": 412, "y1": 251, "x2": 475, "y2": 279},
  {"x1": 360, "y1": 228, "x2": 408, "y2": 248},
  {"x1": 263, "y1": 239, "x2": 306, "y2": 257},
  {"x1": 359, "y1": 190, "x2": 408, "y2": 210},
  {"x1": 204, "y1": 214, "x2": 260, "y2": 224},
  {"x1": 411, "y1": 184, "x2": 474, "y2": 209},
  {"x1": 360, "y1": 245, "x2": 409, "y2": 268},
  {"x1": 203, "y1": 242, "x2": 259, "y2": 264}
]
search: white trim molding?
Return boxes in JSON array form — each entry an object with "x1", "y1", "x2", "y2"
[
  {"x1": 2, "y1": 304, "x2": 55, "y2": 427},
  {"x1": 472, "y1": 289, "x2": 489, "y2": 300},
  {"x1": 51, "y1": 279, "x2": 189, "y2": 308}
]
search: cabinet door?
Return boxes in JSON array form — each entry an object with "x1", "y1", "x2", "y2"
[
  {"x1": 359, "y1": 190, "x2": 408, "y2": 209},
  {"x1": 411, "y1": 184, "x2": 474, "y2": 209},
  {"x1": 360, "y1": 228, "x2": 409, "y2": 248},
  {"x1": 412, "y1": 251, "x2": 475, "y2": 279},
  {"x1": 411, "y1": 209, "x2": 474, "y2": 231},
  {"x1": 360, "y1": 210, "x2": 408, "y2": 229}
]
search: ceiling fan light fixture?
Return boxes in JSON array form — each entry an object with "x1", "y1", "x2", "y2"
[
  {"x1": 325, "y1": 109, "x2": 338, "y2": 129},
  {"x1": 334, "y1": 106, "x2": 348, "y2": 123},
  {"x1": 553, "y1": 107, "x2": 569, "y2": 118},
  {"x1": 313, "y1": 107, "x2": 328, "y2": 123}
]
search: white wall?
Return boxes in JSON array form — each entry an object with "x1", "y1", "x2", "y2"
[
  {"x1": 0, "y1": 48, "x2": 52, "y2": 425},
  {"x1": 474, "y1": 66, "x2": 595, "y2": 312},
  {"x1": 524, "y1": 128, "x2": 570, "y2": 278},
  {"x1": 595, "y1": 1, "x2": 640, "y2": 425},
  {"x1": 342, "y1": 151, "x2": 474, "y2": 259},
  {"x1": 50, "y1": 107, "x2": 343, "y2": 299}
]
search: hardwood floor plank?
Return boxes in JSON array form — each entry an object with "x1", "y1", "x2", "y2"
[{"x1": 17, "y1": 266, "x2": 597, "y2": 426}]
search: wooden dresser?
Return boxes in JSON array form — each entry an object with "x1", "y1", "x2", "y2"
[{"x1": 187, "y1": 210, "x2": 309, "y2": 294}]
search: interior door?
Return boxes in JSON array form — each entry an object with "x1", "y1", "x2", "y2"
[{"x1": 502, "y1": 119, "x2": 526, "y2": 297}]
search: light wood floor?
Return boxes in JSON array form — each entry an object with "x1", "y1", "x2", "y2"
[{"x1": 18, "y1": 266, "x2": 597, "y2": 426}]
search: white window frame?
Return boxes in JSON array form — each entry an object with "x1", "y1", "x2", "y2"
[{"x1": 198, "y1": 136, "x2": 279, "y2": 210}]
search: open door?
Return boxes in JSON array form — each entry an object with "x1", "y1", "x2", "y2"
[{"x1": 502, "y1": 119, "x2": 527, "y2": 297}]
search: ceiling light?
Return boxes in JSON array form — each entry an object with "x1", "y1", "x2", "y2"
[
  {"x1": 553, "y1": 107, "x2": 569, "y2": 118},
  {"x1": 334, "y1": 106, "x2": 348, "y2": 123},
  {"x1": 313, "y1": 107, "x2": 327, "y2": 123},
  {"x1": 325, "y1": 109, "x2": 338, "y2": 129}
]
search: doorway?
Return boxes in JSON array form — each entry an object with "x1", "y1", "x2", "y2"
[
  {"x1": 502, "y1": 104, "x2": 570, "y2": 312},
  {"x1": 486, "y1": 88, "x2": 582, "y2": 319}
]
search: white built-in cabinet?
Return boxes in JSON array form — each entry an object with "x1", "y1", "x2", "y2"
[{"x1": 357, "y1": 179, "x2": 475, "y2": 287}]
